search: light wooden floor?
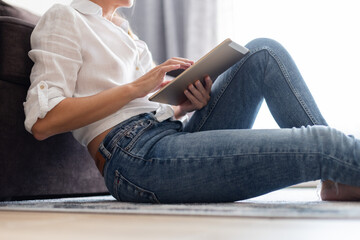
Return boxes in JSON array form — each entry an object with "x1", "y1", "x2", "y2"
[{"x1": 1, "y1": 210, "x2": 359, "y2": 240}]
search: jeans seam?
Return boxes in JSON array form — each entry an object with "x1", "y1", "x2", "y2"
[
  {"x1": 194, "y1": 49, "x2": 258, "y2": 131},
  {"x1": 148, "y1": 151, "x2": 359, "y2": 172},
  {"x1": 120, "y1": 147, "x2": 154, "y2": 162},
  {"x1": 113, "y1": 170, "x2": 120, "y2": 200},
  {"x1": 322, "y1": 154, "x2": 360, "y2": 174},
  {"x1": 122, "y1": 138, "x2": 358, "y2": 174},
  {"x1": 264, "y1": 47, "x2": 318, "y2": 125},
  {"x1": 114, "y1": 170, "x2": 161, "y2": 203},
  {"x1": 149, "y1": 151, "x2": 319, "y2": 161}
]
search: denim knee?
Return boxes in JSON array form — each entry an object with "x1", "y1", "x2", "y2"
[{"x1": 245, "y1": 38, "x2": 285, "y2": 52}]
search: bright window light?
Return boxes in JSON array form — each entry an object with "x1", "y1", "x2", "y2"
[{"x1": 217, "y1": 0, "x2": 360, "y2": 137}]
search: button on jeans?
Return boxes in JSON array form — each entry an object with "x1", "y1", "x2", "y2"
[{"x1": 99, "y1": 38, "x2": 360, "y2": 203}]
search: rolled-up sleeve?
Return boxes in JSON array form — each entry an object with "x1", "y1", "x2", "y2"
[{"x1": 23, "y1": 5, "x2": 82, "y2": 133}]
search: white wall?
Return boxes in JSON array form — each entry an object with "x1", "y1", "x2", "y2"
[
  {"x1": 217, "y1": 0, "x2": 360, "y2": 137},
  {"x1": 4, "y1": 0, "x2": 72, "y2": 15}
]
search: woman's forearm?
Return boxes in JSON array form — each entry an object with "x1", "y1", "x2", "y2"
[
  {"x1": 31, "y1": 58, "x2": 194, "y2": 141},
  {"x1": 31, "y1": 84, "x2": 139, "y2": 140}
]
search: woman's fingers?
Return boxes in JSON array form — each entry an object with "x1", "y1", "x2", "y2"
[
  {"x1": 185, "y1": 78, "x2": 212, "y2": 109},
  {"x1": 191, "y1": 77, "x2": 212, "y2": 99},
  {"x1": 184, "y1": 89, "x2": 203, "y2": 108},
  {"x1": 171, "y1": 57, "x2": 194, "y2": 65},
  {"x1": 133, "y1": 57, "x2": 194, "y2": 97},
  {"x1": 162, "y1": 58, "x2": 194, "y2": 69},
  {"x1": 189, "y1": 81, "x2": 208, "y2": 104},
  {"x1": 204, "y1": 76, "x2": 212, "y2": 93},
  {"x1": 160, "y1": 64, "x2": 181, "y2": 74},
  {"x1": 195, "y1": 80, "x2": 210, "y2": 100}
]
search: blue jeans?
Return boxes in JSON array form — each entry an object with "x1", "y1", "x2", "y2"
[{"x1": 100, "y1": 38, "x2": 360, "y2": 203}]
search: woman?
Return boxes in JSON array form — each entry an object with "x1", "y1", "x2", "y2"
[{"x1": 24, "y1": 0, "x2": 360, "y2": 203}]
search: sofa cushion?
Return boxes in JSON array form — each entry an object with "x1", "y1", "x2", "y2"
[
  {"x1": 0, "y1": 0, "x2": 39, "y2": 24},
  {"x1": 0, "y1": 17, "x2": 35, "y2": 87},
  {"x1": 0, "y1": 1, "x2": 40, "y2": 86}
]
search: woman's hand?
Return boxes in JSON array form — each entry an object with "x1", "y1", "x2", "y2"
[
  {"x1": 173, "y1": 76, "x2": 213, "y2": 119},
  {"x1": 130, "y1": 57, "x2": 194, "y2": 98}
]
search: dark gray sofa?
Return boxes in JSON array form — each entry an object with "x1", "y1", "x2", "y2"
[{"x1": 0, "y1": 1, "x2": 108, "y2": 200}]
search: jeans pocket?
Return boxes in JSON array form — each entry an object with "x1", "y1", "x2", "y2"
[{"x1": 113, "y1": 170, "x2": 160, "y2": 204}]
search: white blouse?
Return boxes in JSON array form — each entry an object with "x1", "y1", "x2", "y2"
[{"x1": 24, "y1": 0, "x2": 174, "y2": 146}]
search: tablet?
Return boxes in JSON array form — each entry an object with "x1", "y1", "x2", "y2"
[{"x1": 149, "y1": 38, "x2": 249, "y2": 105}]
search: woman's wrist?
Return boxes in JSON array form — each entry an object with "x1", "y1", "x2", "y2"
[
  {"x1": 173, "y1": 106, "x2": 187, "y2": 119},
  {"x1": 126, "y1": 82, "x2": 149, "y2": 99}
]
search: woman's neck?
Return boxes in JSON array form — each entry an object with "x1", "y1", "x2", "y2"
[{"x1": 89, "y1": 0, "x2": 118, "y2": 21}]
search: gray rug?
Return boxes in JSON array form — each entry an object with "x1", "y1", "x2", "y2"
[{"x1": 1, "y1": 188, "x2": 360, "y2": 219}]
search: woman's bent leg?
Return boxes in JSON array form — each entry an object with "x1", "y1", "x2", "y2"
[
  {"x1": 102, "y1": 116, "x2": 360, "y2": 203},
  {"x1": 184, "y1": 38, "x2": 327, "y2": 132}
]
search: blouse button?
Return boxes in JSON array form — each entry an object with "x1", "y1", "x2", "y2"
[
  {"x1": 136, "y1": 66, "x2": 139, "y2": 71},
  {"x1": 40, "y1": 85, "x2": 45, "y2": 90}
]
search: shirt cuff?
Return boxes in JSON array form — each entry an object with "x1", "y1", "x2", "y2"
[{"x1": 24, "y1": 81, "x2": 66, "y2": 133}]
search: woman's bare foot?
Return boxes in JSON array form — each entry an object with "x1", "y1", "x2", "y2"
[{"x1": 320, "y1": 180, "x2": 360, "y2": 201}]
